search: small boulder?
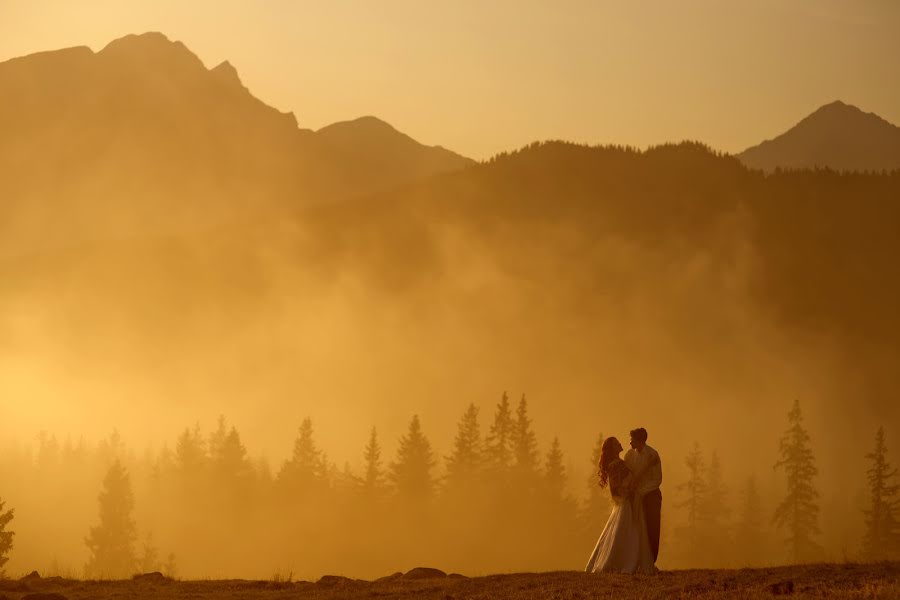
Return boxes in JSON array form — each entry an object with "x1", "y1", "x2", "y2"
[
  {"x1": 132, "y1": 572, "x2": 167, "y2": 583},
  {"x1": 769, "y1": 580, "x2": 795, "y2": 595},
  {"x1": 403, "y1": 567, "x2": 447, "y2": 580},
  {"x1": 317, "y1": 575, "x2": 354, "y2": 586}
]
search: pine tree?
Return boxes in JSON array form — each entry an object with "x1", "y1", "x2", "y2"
[
  {"x1": 484, "y1": 392, "x2": 514, "y2": 473},
  {"x1": 0, "y1": 498, "x2": 14, "y2": 576},
  {"x1": 512, "y1": 395, "x2": 539, "y2": 485},
  {"x1": 734, "y1": 475, "x2": 766, "y2": 566},
  {"x1": 137, "y1": 533, "x2": 161, "y2": 573},
  {"x1": 544, "y1": 437, "x2": 567, "y2": 501},
  {"x1": 362, "y1": 427, "x2": 385, "y2": 495},
  {"x1": 703, "y1": 451, "x2": 730, "y2": 529},
  {"x1": 862, "y1": 427, "x2": 900, "y2": 560},
  {"x1": 445, "y1": 404, "x2": 483, "y2": 490},
  {"x1": 85, "y1": 461, "x2": 138, "y2": 578},
  {"x1": 208, "y1": 415, "x2": 228, "y2": 461},
  {"x1": 174, "y1": 423, "x2": 207, "y2": 475},
  {"x1": 701, "y1": 451, "x2": 731, "y2": 565},
  {"x1": 280, "y1": 418, "x2": 325, "y2": 490},
  {"x1": 214, "y1": 427, "x2": 251, "y2": 482},
  {"x1": 389, "y1": 415, "x2": 436, "y2": 501},
  {"x1": 677, "y1": 442, "x2": 707, "y2": 560},
  {"x1": 773, "y1": 399, "x2": 821, "y2": 562}
]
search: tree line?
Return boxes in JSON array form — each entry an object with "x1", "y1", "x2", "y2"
[{"x1": 1, "y1": 396, "x2": 898, "y2": 579}]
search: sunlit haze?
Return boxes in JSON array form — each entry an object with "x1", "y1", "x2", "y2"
[{"x1": 1, "y1": 0, "x2": 899, "y2": 584}]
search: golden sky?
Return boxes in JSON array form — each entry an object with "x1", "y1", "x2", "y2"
[{"x1": 1, "y1": 0, "x2": 898, "y2": 160}]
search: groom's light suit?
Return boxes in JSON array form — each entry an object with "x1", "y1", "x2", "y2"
[{"x1": 624, "y1": 445, "x2": 662, "y2": 562}]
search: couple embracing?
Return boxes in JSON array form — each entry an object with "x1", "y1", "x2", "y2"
[{"x1": 585, "y1": 427, "x2": 662, "y2": 574}]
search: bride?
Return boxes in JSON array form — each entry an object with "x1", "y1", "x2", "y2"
[{"x1": 584, "y1": 436, "x2": 658, "y2": 574}]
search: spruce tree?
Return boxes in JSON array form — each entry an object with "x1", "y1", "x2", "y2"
[
  {"x1": 389, "y1": 415, "x2": 436, "y2": 501},
  {"x1": 484, "y1": 392, "x2": 514, "y2": 473},
  {"x1": 85, "y1": 460, "x2": 138, "y2": 578},
  {"x1": 0, "y1": 498, "x2": 14, "y2": 576},
  {"x1": 542, "y1": 437, "x2": 577, "y2": 531},
  {"x1": 214, "y1": 427, "x2": 251, "y2": 483},
  {"x1": 700, "y1": 451, "x2": 731, "y2": 565},
  {"x1": 677, "y1": 442, "x2": 707, "y2": 560},
  {"x1": 512, "y1": 395, "x2": 539, "y2": 486},
  {"x1": 862, "y1": 426, "x2": 900, "y2": 560},
  {"x1": 445, "y1": 404, "x2": 483, "y2": 490},
  {"x1": 362, "y1": 427, "x2": 385, "y2": 495},
  {"x1": 773, "y1": 399, "x2": 821, "y2": 562},
  {"x1": 734, "y1": 475, "x2": 766, "y2": 565},
  {"x1": 544, "y1": 437, "x2": 567, "y2": 501},
  {"x1": 280, "y1": 418, "x2": 325, "y2": 491},
  {"x1": 208, "y1": 415, "x2": 228, "y2": 461},
  {"x1": 174, "y1": 423, "x2": 207, "y2": 477},
  {"x1": 137, "y1": 533, "x2": 161, "y2": 573},
  {"x1": 703, "y1": 451, "x2": 729, "y2": 528}
]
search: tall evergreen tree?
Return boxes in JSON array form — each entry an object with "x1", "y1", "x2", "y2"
[
  {"x1": 445, "y1": 404, "x2": 484, "y2": 490},
  {"x1": 85, "y1": 461, "x2": 138, "y2": 578},
  {"x1": 214, "y1": 427, "x2": 251, "y2": 483},
  {"x1": 389, "y1": 415, "x2": 436, "y2": 501},
  {"x1": 280, "y1": 417, "x2": 325, "y2": 490},
  {"x1": 484, "y1": 392, "x2": 514, "y2": 473},
  {"x1": 862, "y1": 426, "x2": 900, "y2": 560},
  {"x1": 512, "y1": 395, "x2": 539, "y2": 484},
  {"x1": 0, "y1": 498, "x2": 14, "y2": 576},
  {"x1": 677, "y1": 442, "x2": 707, "y2": 559},
  {"x1": 208, "y1": 415, "x2": 228, "y2": 462},
  {"x1": 362, "y1": 427, "x2": 385, "y2": 495},
  {"x1": 773, "y1": 399, "x2": 821, "y2": 562},
  {"x1": 544, "y1": 437, "x2": 568, "y2": 501},
  {"x1": 700, "y1": 451, "x2": 731, "y2": 565},
  {"x1": 734, "y1": 475, "x2": 766, "y2": 565},
  {"x1": 174, "y1": 423, "x2": 207, "y2": 476},
  {"x1": 703, "y1": 451, "x2": 730, "y2": 530}
]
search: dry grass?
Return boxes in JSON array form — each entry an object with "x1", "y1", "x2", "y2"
[{"x1": 1, "y1": 562, "x2": 898, "y2": 599}]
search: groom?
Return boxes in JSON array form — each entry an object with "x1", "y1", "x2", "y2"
[{"x1": 625, "y1": 427, "x2": 662, "y2": 563}]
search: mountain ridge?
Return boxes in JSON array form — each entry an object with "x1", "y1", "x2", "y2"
[{"x1": 737, "y1": 100, "x2": 900, "y2": 173}]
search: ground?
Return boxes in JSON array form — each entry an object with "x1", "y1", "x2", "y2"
[{"x1": 1, "y1": 562, "x2": 898, "y2": 599}]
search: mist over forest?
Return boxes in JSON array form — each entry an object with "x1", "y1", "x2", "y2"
[{"x1": 1, "y1": 33, "x2": 900, "y2": 579}]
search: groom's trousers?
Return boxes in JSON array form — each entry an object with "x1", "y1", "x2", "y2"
[{"x1": 643, "y1": 489, "x2": 662, "y2": 561}]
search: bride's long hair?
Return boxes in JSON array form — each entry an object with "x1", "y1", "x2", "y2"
[{"x1": 597, "y1": 436, "x2": 621, "y2": 489}]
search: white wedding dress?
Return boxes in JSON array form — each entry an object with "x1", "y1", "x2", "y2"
[{"x1": 585, "y1": 458, "x2": 657, "y2": 574}]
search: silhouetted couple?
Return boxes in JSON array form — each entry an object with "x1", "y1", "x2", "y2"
[{"x1": 584, "y1": 427, "x2": 662, "y2": 574}]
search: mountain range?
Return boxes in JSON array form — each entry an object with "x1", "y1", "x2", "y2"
[{"x1": 0, "y1": 32, "x2": 473, "y2": 252}]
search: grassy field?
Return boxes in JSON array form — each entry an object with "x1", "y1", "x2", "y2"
[{"x1": 1, "y1": 562, "x2": 898, "y2": 599}]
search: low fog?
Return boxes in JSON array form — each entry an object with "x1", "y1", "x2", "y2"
[{"x1": 2, "y1": 145, "x2": 897, "y2": 578}]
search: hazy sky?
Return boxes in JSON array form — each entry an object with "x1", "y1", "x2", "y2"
[{"x1": 1, "y1": 0, "x2": 899, "y2": 159}]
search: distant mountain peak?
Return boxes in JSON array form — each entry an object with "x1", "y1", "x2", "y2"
[
  {"x1": 210, "y1": 60, "x2": 244, "y2": 87},
  {"x1": 317, "y1": 115, "x2": 399, "y2": 136},
  {"x1": 738, "y1": 101, "x2": 900, "y2": 173},
  {"x1": 98, "y1": 31, "x2": 205, "y2": 71}
]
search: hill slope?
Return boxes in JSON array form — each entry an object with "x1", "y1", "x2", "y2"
[{"x1": 738, "y1": 101, "x2": 900, "y2": 172}]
